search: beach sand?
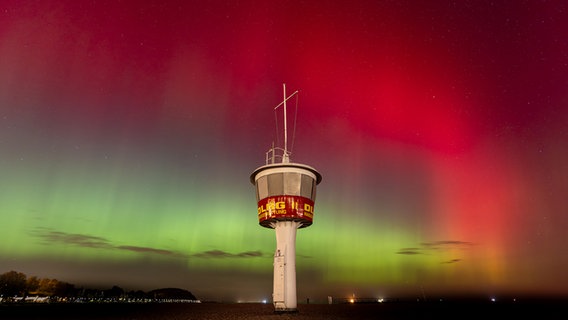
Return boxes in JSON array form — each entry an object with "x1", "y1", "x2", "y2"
[{"x1": 0, "y1": 300, "x2": 563, "y2": 319}]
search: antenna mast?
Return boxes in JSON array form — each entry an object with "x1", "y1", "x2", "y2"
[
  {"x1": 274, "y1": 83, "x2": 298, "y2": 163},
  {"x1": 283, "y1": 84, "x2": 288, "y2": 160}
]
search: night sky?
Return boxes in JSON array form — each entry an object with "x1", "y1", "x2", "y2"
[{"x1": 1, "y1": 0, "x2": 568, "y2": 302}]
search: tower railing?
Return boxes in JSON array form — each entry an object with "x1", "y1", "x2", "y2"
[{"x1": 265, "y1": 147, "x2": 291, "y2": 165}]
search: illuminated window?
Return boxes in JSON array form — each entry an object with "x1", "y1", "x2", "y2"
[
  {"x1": 284, "y1": 172, "x2": 301, "y2": 195},
  {"x1": 300, "y1": 174, "x2": 315, "y2": 200},
  {"x1": 258, "y1": 172, "x2": 317, "y2": 200},
  {"x1": 267, "y1": 173, "x2": 283, "y2": 196},
  {"x1": 311, "y1": 181, "x2": 317, "y2": 200},
  {"x1": 256, "y1": 176, "x2": 268, "y2": 201}
]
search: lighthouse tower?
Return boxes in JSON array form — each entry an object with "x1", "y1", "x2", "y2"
[{"x1": 250, "y1": 84, "x2": 322, "y2": 313}]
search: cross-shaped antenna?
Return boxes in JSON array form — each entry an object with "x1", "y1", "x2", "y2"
[{"x1": 274, "y1": 83, "x2": 299, "y2": 163}]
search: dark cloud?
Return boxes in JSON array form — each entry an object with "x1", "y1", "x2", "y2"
[
  {"x1": 116, "y1": 245, "x2": 187, "y2": 258},
  {"x1": 397, "y1": 241, "x2": 475, "y2": 256},
  {"x1": 194, "y1": 250, "x2": 232, "y2": 258},
  {"x1": 31, "y1": 228, "x2": 112, "y2": 249},
  {"x1": 31, "y1": 228, "x2": 186, "y2": 258},
  {"x1": 194, "y1": 250, "x2": 263, "y2": 258},
  {"x1": 396, "y1": 248, "x2": 423, "y2": 255},
  {"x1": 421, "y1": 241, "x2": 474, "y2": 248},
  {"x1": 31, "y1": 228, "x2": 263, "y2": 260},
  {"x1": 236, "y1": 251, "x2": 263, "y2": 258},
  {"x1": 441, "y1": 259, "x2": 462, "y2": 264}
]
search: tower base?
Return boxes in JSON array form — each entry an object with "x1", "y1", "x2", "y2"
[{"x1": 274, "y1": 307, "x2": 299, "y2": 314}]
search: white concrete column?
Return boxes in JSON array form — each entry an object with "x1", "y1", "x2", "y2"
[{"x1": 273, "y1": 220, "x2": 300, "y2": 312}]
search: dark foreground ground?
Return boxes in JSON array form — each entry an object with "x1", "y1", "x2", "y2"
[{"x1": 1, "y1": 300, "x2": 566, "y2": 320}]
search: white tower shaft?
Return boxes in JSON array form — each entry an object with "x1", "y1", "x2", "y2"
[{"x1": 272, "y1": 220, "x2": 300, "y2": 312}]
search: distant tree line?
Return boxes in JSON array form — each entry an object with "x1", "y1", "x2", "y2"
[
  {"x1": 0, "y1": 270, "x2": 198, "y2": 303},
  {"x1": 0, "y1": 271, "x2": 74, "y2": 298}
]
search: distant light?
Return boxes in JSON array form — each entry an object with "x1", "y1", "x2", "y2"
[
  {"x1": 262, "y1": 299, "x2": 267, "y2": 304},
  {"x1": 349, "y1": 298, "x2": 355, "y2": 303},
  {"x1": 377, "y1": 298, "x2": 384, "y2": 303},
  {"x1": 491, "y1": 297, "x2": 496, "y2": 302}
]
